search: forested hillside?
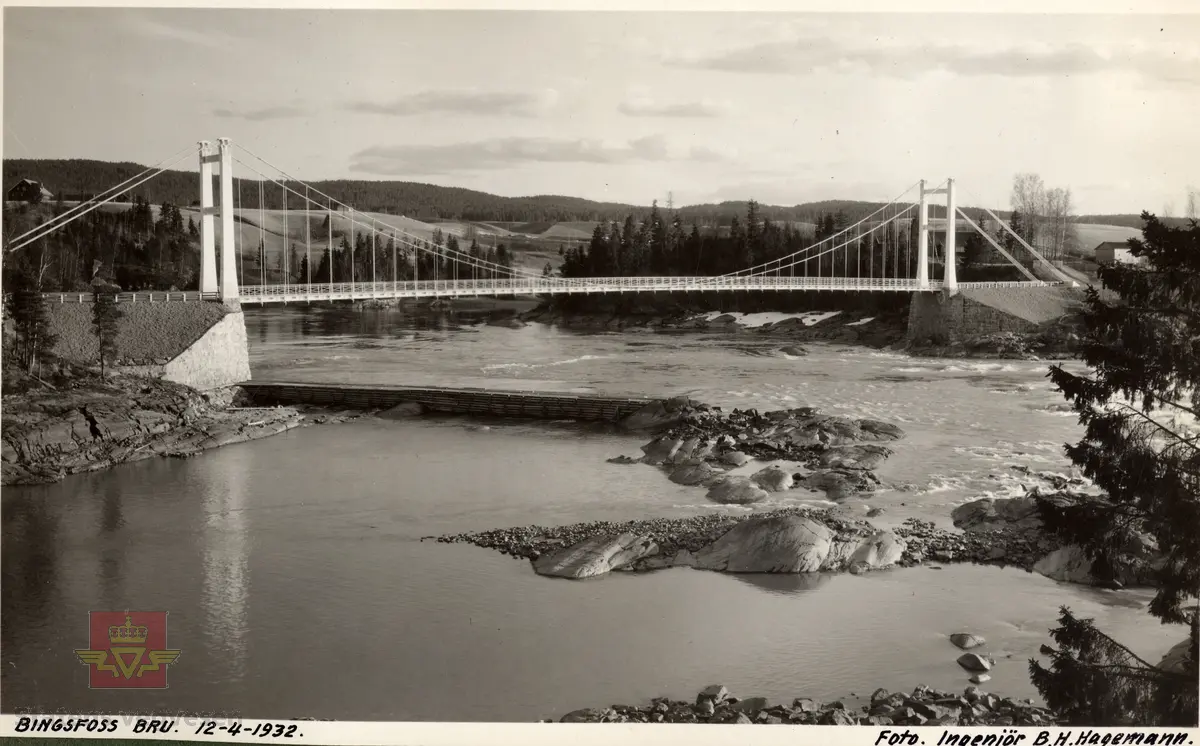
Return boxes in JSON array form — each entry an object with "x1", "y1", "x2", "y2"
[
  {"x1": 7, "y1": 158, "x2": 996, "y2": 227},
  {"x1": 3, "y1": 159, "x2": 648, "y2": 223}
]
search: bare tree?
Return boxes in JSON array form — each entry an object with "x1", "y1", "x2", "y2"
[
  {"x1": 1186, "y1": 186, "x2": 1197, "y2": 220},
  {"x1": 1011, "y1": 173, "x2": 1047, "y2": 250}
]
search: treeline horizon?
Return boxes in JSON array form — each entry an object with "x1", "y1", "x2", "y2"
[
  {"x1": 6, "y1": 157, "x2": 1174, "y2": 229},
  {"x1": 556, "y1": 200, "x2": 1024, "y2": 283}
]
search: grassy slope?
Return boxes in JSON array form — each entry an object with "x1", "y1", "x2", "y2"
[
  {"x1": 1072, "y1": 223, "x2": 1142, "y2": 255},
  {"x1": 94, "y1": 204, "x2": 559, "y2": 277}
]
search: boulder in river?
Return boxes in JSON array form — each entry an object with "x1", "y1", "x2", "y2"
[
  {"x1": 607, "y1": 455, "x2": 640, "y2": 465},
  {"x1": 816, "y1": 444, "x2": 893, "y2": 470},
  {"x1": 619, "y1": 396, "x2": 704, "y2": 432},
  {"x1": 950, "y1": 633, "x2": 987, "y2": 650},
  {"x1": 719, "y1": 450, "x2": 752, "y2": 467},
  {"x1": 532, "y1": 533, "x2": 659, "y2": 579},
  {"x1": 856, "y1": 419, "x2": 906, "y2": 441},
  {"x1": 696, "y1": 684, "x2": 729, "y2": 706},
  {"x1": 1030, "y1": 541, "x2": 1163, "y2": 588},
  {"x1": 951, "y1": 496, "x2": 1043, "y2": 532},
  {"x1": 668, "y1": 436, "x2": 703, "y2": 465},
  {"x1": 779, "y1": 345, "x2": 808, "y2": 357},
  {"x1": 956, "y1": 653, "x2": 992, "y2": 672},
  {"x1": 705, "y1": 475, "x2": 769, "y2": 505},
  {"x1": 640, "y1": 435, "x2": 683, "y2": 465},
  {"x1": 669, "y1": 462, "x2": 720, "y2": 486},
  {"x1": 750, "y1": 465, "x2": 794, "y2": 492},
  {"x1": 693, "y1": 514, "x2": 905, "y2": 574},
  {"x1": 1032, "y1": 545, "x2": 1095, "y2": 585},
  {"x1": 803, "y1": 469, "x2": 876, "y2": 500}
]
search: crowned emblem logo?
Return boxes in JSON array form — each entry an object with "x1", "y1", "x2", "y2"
[{"x1": 74, "y1": 611, "x2": 180, "y2": 689}]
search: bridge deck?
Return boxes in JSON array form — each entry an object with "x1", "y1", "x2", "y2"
[
  {"x1": 236, "y1": 277, "x2": 1066, "y2": 304},
  {"x1": 31, "y1": 278, "x2": 1071, "y2": 305},
  {"x1": 238, "y1": 381, "x2": 656, "y2": 422}
]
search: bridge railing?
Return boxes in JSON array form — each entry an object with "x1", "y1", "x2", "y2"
[
  {"x1": 238, "y1": 276, "x2": 943, "y2": 298},
  {"x1": 230, "y1": 276, "x2": 1069, "y2": 302},
  {"x1": 27, "y1": 291, "x2": 221, "y2": 304}
]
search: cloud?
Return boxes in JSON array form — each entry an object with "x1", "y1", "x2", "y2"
[
  {"x1": 347, "y1": 89, "x2": 559, "y2": 117},
  {"x1": 618, "y1": 90, "x2": 729, "y2": 118},
  {"x1": 123, "y1": 13, "x2": 234, "y2": 49},
  {"x1": 349, "y1": 135, "x2": 725, "y2": 175},
  {"x1": 663, "y1": 36, "x2": 1200, "y2": 87},
  {"x1": 213, "y1": 104, "x2": 309, "y2": 122}
]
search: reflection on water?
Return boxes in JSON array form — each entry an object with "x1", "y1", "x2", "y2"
[
  {"x1": 1, "y1": 305, "x2": 1184, "y2": 721},
  {"x1": 731, "y1": 572, "x2": 833, "y2": 595},
  {"x1": 202, "y1": 446, "x2": 250, "y2": 683}
]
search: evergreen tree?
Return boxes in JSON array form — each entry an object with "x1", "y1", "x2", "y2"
[
  {"x1": 1031, "y1": 213, "x2": 1199, "y2": 726},
  {"x1": 91, "y1": 282, "x2": 123, "y2": 379},
  {"x1": 587, "y1": 224, "x2": 611, "y2": 276},
  {"x1": 745, "y1": 200, "x2": 761, "y2": 266},
  {"x1": 962, "y1": 230, "x2": 986, "y2": 269},
  {"x1": 4, "y1": 269, "x2": 57, "y2": 375}
]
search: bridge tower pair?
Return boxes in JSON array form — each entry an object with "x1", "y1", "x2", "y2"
[
  {"x1": 198, "y1": 138, "x2": 240, "y2": 302},
  {"x1": 916, "y1": 178, "x2": 958, "y2": 295}
]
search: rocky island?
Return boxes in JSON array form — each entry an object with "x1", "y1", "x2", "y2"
[{"x1": 436, "y1": 397, "x2": 1165, "y2": 590}]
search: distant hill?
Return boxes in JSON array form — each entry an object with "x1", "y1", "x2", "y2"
[
  {"x1": 1074, "y1": 214, "x2": 1192, "y2": 229},
  {"x1": 7, "y1": 157, "x2": 1178, "y2": 231},
  {"x1": 3, "y1": 159, "x2": 648, "y2": 224}
]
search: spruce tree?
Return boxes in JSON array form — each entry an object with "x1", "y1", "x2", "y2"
[
  {"x1": 91, "y1": 284, "x2": 124, "y2": 379},
  {"x1": 5, "y1": 269, "x2": 57, "y2": 376},
  {"x1": 1031, "y1": 213, "x2": 1199, "y2": 726}
]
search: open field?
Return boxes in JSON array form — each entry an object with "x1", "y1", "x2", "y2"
[
  {"x1": 93, "y1": 203, "x2": 559, "y2": 276},
  {"x1": 1072, "y1": 223, "x2": 1142, "y2": 255}
]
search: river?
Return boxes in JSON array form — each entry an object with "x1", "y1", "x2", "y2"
[{"x1": 0, "y1": 303, "x2": 1181, "y2": 722}]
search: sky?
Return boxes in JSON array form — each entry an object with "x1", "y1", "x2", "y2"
[{"x1": 3, "y1": 5, "x2": 1199, "y2": 213}]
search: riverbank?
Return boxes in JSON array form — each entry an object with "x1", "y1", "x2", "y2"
[
  {"x1": 516, "y1": 298, "x2": 1082, "y2": 359},
  {"x1": 550, "y1": 682, "x2": 1061, "y2": 725},
  {"x1": 0, "y1": 366, "x2": 362, "y2": 487}
]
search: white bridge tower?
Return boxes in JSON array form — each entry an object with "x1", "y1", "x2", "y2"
[
  {"x1": 916, "y1": 178, "x2": 958, "y2": 296},
  {"x1": 198, "y1": 138, "x2": 240, "y2": 301}
]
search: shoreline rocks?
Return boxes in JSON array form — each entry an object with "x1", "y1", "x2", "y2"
[
  {"x1": 550, "y1": 684, "x2": 1061, "y2": 725},
  {"x1": 1, "y1": 374, "x2": 360, "y2": 487}
]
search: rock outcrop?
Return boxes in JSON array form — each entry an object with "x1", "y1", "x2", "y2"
[
  {"x1": 619, "y1": 396, "x2": 707, "y2": 432},
  {"x1": 1157, "y1": 637, "x2": 1195, "y2": 675},
  {"x1": 705, "y1": 476, "x2": 769, "y2": 505},
  {"x1": 951, "y1": 495, "x2": 1044, "y2": 532},
  {"x1": 2, "y1": 373, "x2": 350, "y2": 486},
  {"x1": 625, "y1": 403, "x2": 905, "y2": 504},
  {"x1": 693, "y1": 514, "x2": 904, "y2": 574},
  {"x1": 436, "y1": 508, "x2": 906, "y2": 580},
  {"x1": 532, "y1": 533, "x2": 659, "y2": 579},
  {"x1": 947, "y1": 495, "x2": 1165, "y2": 588}
]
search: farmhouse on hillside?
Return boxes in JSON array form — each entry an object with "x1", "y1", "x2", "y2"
[
  {"x1": 1093, "y1": 240, "x2": 1146, "y2": 266},
  {"x1": 6, "y1": 178, "x2": 55, "y2": 204}
]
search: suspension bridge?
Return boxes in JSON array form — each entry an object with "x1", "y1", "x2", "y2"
[{"x1": 6, "y1": 137, "x2": 1078, "y2": 304}]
